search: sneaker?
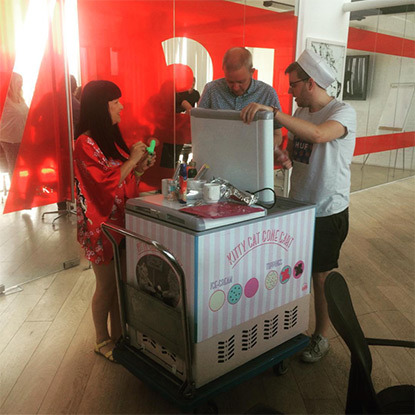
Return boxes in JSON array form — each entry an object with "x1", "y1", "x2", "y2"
[{"x1": 301, "y1": 334, "x2": 330, "y2": 363}]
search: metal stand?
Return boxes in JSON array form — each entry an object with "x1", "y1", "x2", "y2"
[
  {"x1": 1, "y1": 172, "x2": 10, "y2": 204},
  {"x1": 0, "y1": 285, "x2": 24, "y2": 296},
  {"x1": 41, "y1": 200, "x2": 76, "y2": 226}
]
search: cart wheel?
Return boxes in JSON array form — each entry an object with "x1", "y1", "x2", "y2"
[
  {"x1": 193, "y1": 400, "x2": 218, "y2": 414},
  {"x1": 273, "y1": 359, "x2": 289, "y2": 376}
]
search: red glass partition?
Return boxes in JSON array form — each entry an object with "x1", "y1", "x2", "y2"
[
  {"x1": 1, "y1": 0, "x2": 72, "y2": 214},
  {"x1": 77, "y1": 0, "x2": 297, "y2": 192},
  {"x1": 3, "y1": 1, "x2": 412, "y2": 210}
]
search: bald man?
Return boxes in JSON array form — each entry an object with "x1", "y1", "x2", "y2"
[{"x1": 198, "y1": 47, "x2": 283, "y2": 148}]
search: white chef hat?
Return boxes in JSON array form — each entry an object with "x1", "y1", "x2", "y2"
[{"x1": 297, "y1": 49, "x2": 336, "y2": 89}]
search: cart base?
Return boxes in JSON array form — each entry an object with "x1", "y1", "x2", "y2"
[{"x1": 113, "y1": 333, "x2": 309, "y2": 412}]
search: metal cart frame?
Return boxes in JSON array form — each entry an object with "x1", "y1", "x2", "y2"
[{"x1": 102, "y1": 222, "x2": 309, "y2": 413}]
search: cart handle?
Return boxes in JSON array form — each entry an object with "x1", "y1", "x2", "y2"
[{"x1": 101, "y1": 222, "x2": 195, "y2": 391}]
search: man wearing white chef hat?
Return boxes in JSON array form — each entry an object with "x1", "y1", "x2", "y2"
[
  {"x1": 241, "y1": 48, "x2": 356, "y2": 363},
  {"x1": 297, "y1": 48, "x2": 336, "y2": 89}
]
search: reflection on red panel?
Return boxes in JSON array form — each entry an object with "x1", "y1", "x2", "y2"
[
  {"x1": 77, "y1": 0, "x2": 297, "y2": 192},
  {"x1": 348, "y1": 27, "x2": 415, "y2": 59},
  {"x1": 78, "y1": 0, "x2": 175, "y2": 192},
  {"x1": 354, "y1": 132, "x2": 415, "y2": 156},
  {"x1": 175, "y1": 1, "x2": 297, "y2": 115},
  {"x1": 4, "y1": 0, "x2": 71, "y2": 214}
]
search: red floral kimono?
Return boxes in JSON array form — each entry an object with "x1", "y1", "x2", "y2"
[{"x1": 74, "y1": 135, "x2": 140, "y2": 264}]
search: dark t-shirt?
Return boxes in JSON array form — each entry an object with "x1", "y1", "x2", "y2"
[{"x1": 175, "y1": 89, "x2": 200, "y2": 113}]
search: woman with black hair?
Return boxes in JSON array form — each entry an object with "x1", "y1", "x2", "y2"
[{"x1": 74, "y1": 80, "x2": 156, "y2": 362}]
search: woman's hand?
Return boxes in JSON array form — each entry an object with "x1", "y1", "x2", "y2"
[
  {"x1": 119, "y1": 141, "x2": 148, "y2": 184},
  {"x1": 135, "y1": 151, "x2": 157, "y2": 174},
  {"x1": 129, "y1": 141, "x2": 147, "y2": 165},
  {"x1": 135, "y1": 136, "x2": 158, "y2": 174}
]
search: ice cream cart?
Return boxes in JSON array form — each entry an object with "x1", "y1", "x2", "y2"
[{"x1": 102, "y1": 194, "x2": 315, "y2": 412}]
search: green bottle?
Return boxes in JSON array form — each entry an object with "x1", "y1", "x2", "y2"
[{"x1": 187, "y1": 160, "x2": 197, "y2": 178}]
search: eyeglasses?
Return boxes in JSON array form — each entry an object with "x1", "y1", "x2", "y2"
[{"x1": 289, "y1": 78, "x2": 309, "y2": 88}]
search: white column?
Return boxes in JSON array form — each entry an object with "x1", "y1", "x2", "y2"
[{"x1": 296, "y1": 0, "x2": 352, "y2": 58}]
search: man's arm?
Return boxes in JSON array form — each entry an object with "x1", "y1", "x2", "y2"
[
  {"x1": 241, "y1": 103, "x2": 346, "y2": 144},
  {"x1": 180, "y1": 99, "x2": 193, "y2": 114},
  {"x1": 273, "y1": 109, "x2": 345, "y2": 144}
]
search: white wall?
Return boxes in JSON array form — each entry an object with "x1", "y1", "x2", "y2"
[
  {"x1": 345, "y1": 13, "x2": 415, "y2": 169},
  {"x1": 346, "y1": 51, "x2": 415, "y2": 137},
  {"x1": 296, "y1": 1, "x2": 414, "y2": 170},
  {"x1": 296, "y1": 0, "x2": 352, "y2": 58}
]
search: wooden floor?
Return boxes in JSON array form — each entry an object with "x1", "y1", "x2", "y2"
[
  {"x1": 0, "y1": 205, "x2": 79, "y2": 290},
  {"x1": 0, "y1": 177, "x2": 414, "y2": 414}
]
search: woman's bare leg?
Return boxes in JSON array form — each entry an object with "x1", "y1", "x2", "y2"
[{"x1": 91, "y1": 261, "x2": 118, "y2": 347}]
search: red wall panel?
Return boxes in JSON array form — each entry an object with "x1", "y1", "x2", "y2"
[
  {"x1": 77, "y1": 0, "x2": 297, "y2": 192},
  {"x1": 348, "y1": 27, "x2": 415, "y2": 59},
  {"x1": 347, "y1": 27, "x2": 415, "y2": 156},
  {"x1": 354, "y1": 132, "x2": 415, "y2": 156},
  {"x1": 3, "y1": 0, "x2": 71, "y2": 214}
]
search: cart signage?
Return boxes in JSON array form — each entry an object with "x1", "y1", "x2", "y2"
[
  {"x1": 126, "y1": 206, "x2": 315, "y2": 342},
  {"x1": 226, "y1": 228, "x2": 295, "y2": 268}
]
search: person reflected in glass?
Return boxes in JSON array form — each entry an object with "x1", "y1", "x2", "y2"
[
  {"x1": 57, "y1": 75, "x2": 81, "y2": 212},
  {"x1": 70, "y1": 75, "x2": 81, "y2": 133},
  {"x1": 0, "y1": 72, "x2": 29, "y2": 178},
  {"x1": 74, "y1": 80, "x2": 156, "y2": 362},
  {"x1": 175, "y1": 77, "x2": 200, "y2": 114}
]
